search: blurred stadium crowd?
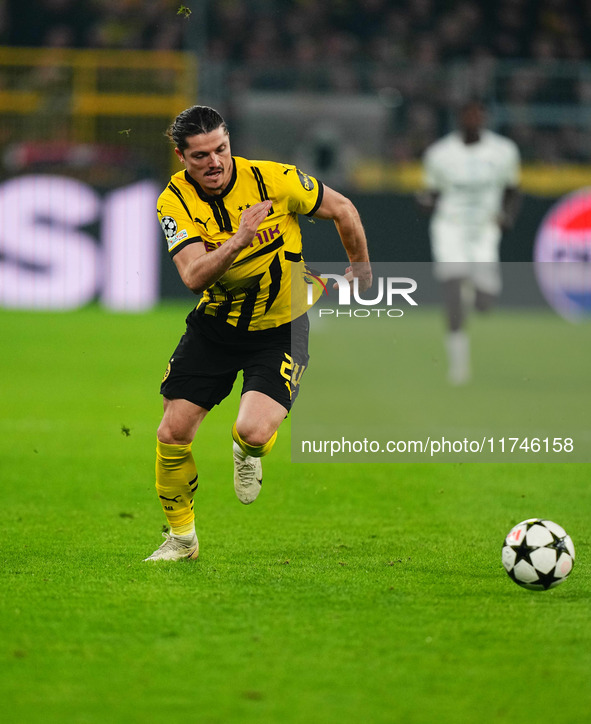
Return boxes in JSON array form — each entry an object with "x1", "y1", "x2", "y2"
[
  {"x1": 4, "y1": 0, "x2": 589, "y2": 61},
  {"x1": 2, "y1": 0, "x2": 591, "y2": 162}
]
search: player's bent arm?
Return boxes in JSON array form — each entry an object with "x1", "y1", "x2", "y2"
[
  {"x1": 499, "y1": 186, "x2": 521, "y2": 231},
  {"x1": 415, "y1": 190, "x2": 440, "y2": 216},
  {"x1": 173, "y1": 200, "x2": 273, "y2": 293},
  {"x1": 313, "y1": 185, "x2": 372, "y2": 290}
]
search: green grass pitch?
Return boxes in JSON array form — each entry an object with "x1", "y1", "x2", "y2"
[{"x1": 1, "y1": 305, "x2": 590, "y2": 724}]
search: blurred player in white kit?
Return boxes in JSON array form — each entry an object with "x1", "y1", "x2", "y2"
[{"x1": 418, "y1": 100, "x2": 521, "y2": 384}]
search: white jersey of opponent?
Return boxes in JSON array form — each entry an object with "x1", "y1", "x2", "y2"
[{"x1": 423, "y1": 130, "x2": 520, "y2": 227}]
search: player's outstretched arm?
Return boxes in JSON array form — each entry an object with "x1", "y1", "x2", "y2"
[
  {"x1": 172, "y1": 200, "x2": 273, "y2": 294},
  {"x1": 313, "y1": 185, "x2": 372, "y2": 291}
]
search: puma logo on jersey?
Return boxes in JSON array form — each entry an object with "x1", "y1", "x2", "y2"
[
  {"x1": 296, "y1": 169, "x2": 314, "y2": 191},
  {"x1": 159, "y1": 494, "x2": 182, "y2": 503},
  {"x1": 194, "y1": 216, "x2": 211, "y2": 230}
]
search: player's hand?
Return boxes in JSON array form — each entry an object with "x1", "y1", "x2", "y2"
[
  {"x1": 235, "y1": 200, "x2": 273, "y2": 248},
  {"x1": 333, "y1": 263, "x2": 373, "y2": 293}
]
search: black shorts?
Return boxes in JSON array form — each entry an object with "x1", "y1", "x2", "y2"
[{"x1": 160, "y1": 309, "x2": 310, "y2": 412}]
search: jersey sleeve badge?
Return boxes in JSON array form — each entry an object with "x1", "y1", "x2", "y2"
[
  {"x1": 296, "y1": 169, "x2": 315, "y2": 191},
  {"x1": 160, "y1": 216, "x2": 177, "y2": 240},
  {"x1": 159, "y1": 215, "x2": 190, "y2": 251}
]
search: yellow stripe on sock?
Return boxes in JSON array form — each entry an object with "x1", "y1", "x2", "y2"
[{"x1": 232, "y1": 423, "x2": 277, "y2": 458}]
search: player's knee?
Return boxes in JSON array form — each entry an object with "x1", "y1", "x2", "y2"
[
  {"x1": 475, "y1": 291, "x2": 495, "y2": 312},
  {"x1": 157, "y1": 419, "x2": 193, "y2": 446},
  {"x1": 235, "y1": 421, "x2": 275, "y2": 448}
]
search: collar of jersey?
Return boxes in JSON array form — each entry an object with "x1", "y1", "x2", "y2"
[{"x1": 184, "y1": 157, "x2": 238, "y2": 201}]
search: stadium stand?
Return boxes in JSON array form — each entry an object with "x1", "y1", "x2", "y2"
[{"x1": 3, "y1": 0, "x2": 591, "y2": 163}]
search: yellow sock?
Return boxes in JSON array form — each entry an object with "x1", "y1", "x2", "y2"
[
  {"x1": 232, "y1": 423, "x2": 277, "y2": 458},
  {"x1": 155, "y1": 439, "x2": 198, "y2": 535}
]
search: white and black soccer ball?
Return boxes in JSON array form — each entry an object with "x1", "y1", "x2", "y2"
[{"x1": 502, "y1": 518, "x2": 575, "y2": 590}]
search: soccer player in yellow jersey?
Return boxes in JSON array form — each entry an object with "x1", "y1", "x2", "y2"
[{"x1": 145, "y1": 106, "x2": 371, "y2": 561}]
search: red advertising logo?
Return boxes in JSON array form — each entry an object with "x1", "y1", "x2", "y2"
[{"x1": 534, "y1": 189, "x2": 591, "y2": 319}]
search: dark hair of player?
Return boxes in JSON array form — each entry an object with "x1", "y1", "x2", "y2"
[{"x1": 166, "y1": 106, "x2": 229, "y2": 152}]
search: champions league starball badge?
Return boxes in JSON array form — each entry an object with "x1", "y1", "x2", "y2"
[
  {"x1": 160, "y1": 216, "x2": 178, "y2": 240},
  {"x1": 534, "y1": 189, "x2": 591, "y2": 320}
]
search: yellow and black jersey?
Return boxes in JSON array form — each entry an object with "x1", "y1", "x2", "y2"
[{"x1": 157, "y1": 156, "x2": 324, "y2": 331}]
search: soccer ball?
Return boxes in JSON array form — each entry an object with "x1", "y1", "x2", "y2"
[{"x1": 502, "y1": 518, "x2": 575, "y2": 590}]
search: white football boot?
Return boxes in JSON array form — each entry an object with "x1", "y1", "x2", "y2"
[
  {"x1": 233, "y1": 441, "x2": 263, "y2": 504},
  {"x1": 446, "y1": 330, "x2": 471, "y2": 385},
  {"x1": 143, "y1": 531, "x2": 199, "y2": 561}
]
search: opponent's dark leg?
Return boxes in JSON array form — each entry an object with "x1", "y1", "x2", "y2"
[
  {"x1": 475, "y1": 289, "x2": 496, "y2": 313},
  {"x1": 442, "y1": 278, "x2": 470, "y2": 385}
]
